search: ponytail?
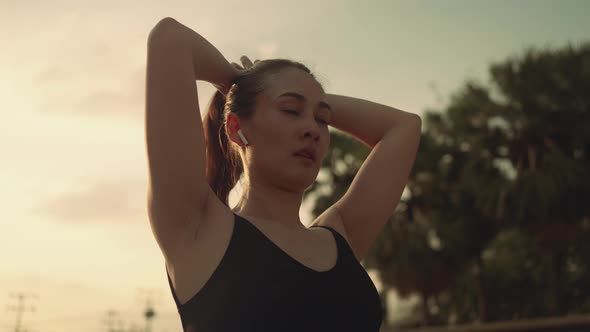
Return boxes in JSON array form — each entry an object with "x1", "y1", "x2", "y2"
[{"x1": 203, "y1": 89, "x2": 243, "y2": 206}]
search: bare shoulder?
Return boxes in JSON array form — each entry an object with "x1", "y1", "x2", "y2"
[{"x1": 308, "y1": 206, "x2": 350, "y2": 244}]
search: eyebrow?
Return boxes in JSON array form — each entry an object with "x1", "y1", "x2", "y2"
[{"x1": 276, "y1": 92, "x2": 332, "y2": 112}]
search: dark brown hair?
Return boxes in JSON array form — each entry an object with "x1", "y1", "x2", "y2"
[{"x1": 203, "y1": 58, "x2": 322, "y2": 207}]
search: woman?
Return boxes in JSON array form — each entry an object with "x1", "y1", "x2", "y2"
[{"x1": 145, "y1": 17, "x2": 422, "y2": 332}]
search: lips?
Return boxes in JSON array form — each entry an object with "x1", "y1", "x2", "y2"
[
  {"x1": 294, "y1": 147, "x2": 316, "y2": 162},
  {"x1": 295, "y1": 153, "x2": 314, "y2": 161}
]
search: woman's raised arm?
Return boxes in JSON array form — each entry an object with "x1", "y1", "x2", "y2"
[{"x1": 145, "y1": 17, "x2": 236, "y2": 260}]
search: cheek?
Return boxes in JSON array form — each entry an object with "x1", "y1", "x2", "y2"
[
  {"x1": 265, "y1": 127, "x2": 293, "y2": 152},
  {"x1": 321, "y1": 133, "x2": 330, "y2": 154},
  {"x1": 251, "y1": 138, "x2": 288, "y2": 168}
]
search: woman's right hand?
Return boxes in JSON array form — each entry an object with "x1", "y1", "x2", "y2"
[
  {"x1": 213, "y1": 63, "x2": 240, "y2": 97},
  {"x1": 216, "y1": 56, "x2": 259, "y2": 96},
  {"x1": 231, "y1": 55, "x2": 260, "y2": 72}
]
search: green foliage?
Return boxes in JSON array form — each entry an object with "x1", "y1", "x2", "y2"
[{"x1": 306, "y1": 41, "x2": 590, "y2": 326}]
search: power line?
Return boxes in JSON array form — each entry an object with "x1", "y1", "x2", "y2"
[{"x1": 6, "y1": 291, "x2": 38, "y2": 332}]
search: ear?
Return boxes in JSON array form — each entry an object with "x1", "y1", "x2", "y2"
[{"x1": 225, "y1": 113, "x2": 244, "y2": 147}]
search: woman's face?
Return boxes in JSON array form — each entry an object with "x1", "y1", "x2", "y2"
[{"x1": 239, "y1": 67, "x2": 332, "y2": 193}]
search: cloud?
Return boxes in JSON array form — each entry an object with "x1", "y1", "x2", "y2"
[
  {"x1": 34, "y1": 64, "x2": 145, "y2": 117},
  {"x1": 257, "y1": 40, "x2": 280, "y2": 58},
  {"x1": 74, "y1": 89, "x2": 140, "y2": 115},
  {"x1": 33, "y1": 180, "x2": 145, "y2": 224},
  {"x1": 21, "y1": 9, "x2": 148, "y2": 117}
]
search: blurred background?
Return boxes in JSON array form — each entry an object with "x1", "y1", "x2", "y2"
[{"x1": 1, "y1": 0, "x2": 589, "y2": 331}]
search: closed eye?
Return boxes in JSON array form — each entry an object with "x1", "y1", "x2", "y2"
[{"x1": 283, "y1": 110, "x2": 329, "y2": 125}]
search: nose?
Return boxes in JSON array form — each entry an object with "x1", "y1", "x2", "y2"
[
  {"x1": 304, "y1": 131, "x2": 319, "y2": 142},
  {"x1": 303, "y1": 119, "x2": 321, "y2": 141}
]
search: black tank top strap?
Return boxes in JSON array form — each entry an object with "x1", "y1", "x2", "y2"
[
  {"x1": 309, "y1": 225, "x2": 344, "y2": 251},
  {"x1": 165, "y1": 264, "x2": 182, "y2": 308},
  {"x1": 310, "y1": 224, "x2": 358, "y2": 263},
  {"x1": 309, "y1": 225, "x2": 344, "y2": 243}
]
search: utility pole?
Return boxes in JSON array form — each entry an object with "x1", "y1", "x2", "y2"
[
  {"x1": 136, "y1": 288, "x2": 162, "y2": 332},
  {"x1": 102, "y1": 309, "x2": 124, "y2": 332},
  {"x1": 6, "y1": 292, "x2": 37, "y2": 332}
]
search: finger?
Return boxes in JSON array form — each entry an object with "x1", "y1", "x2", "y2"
[
  {"x1": 241, "y1": 56, "x2": 254, "y2": 68},
  {"x1": 231, "y1": 62, "x2": 243, "y2": 70}
]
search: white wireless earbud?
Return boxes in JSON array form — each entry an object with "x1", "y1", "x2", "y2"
[{"x1": 237, "y1": 129, "x2": 249, "y2": 146}]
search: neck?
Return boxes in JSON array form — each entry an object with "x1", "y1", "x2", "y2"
[{"x1": 232, "y1": 180, "x2": 307, "y2": 231}]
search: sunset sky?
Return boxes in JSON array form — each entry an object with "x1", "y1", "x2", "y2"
[{"x1": 2, "y1": 0, "x2": 589, "y2": 331}]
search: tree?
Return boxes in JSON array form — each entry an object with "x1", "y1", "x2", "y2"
[{"x1": 306, "y1": 41, "x2": 590, "y2": 326}]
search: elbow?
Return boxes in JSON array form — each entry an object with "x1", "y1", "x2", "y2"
[
  {"x1": 148, "y1": 17, "x2": 180, "y2": 46},
  {"x1": 153, "y1": 17, "x2": 179, "y2": 31},
  {"x1": 398, "y1": 113, "x2": 422, "y2": 133},
  {"x1": 383, "y1": 114, "x2": 422, "y2": 143},
  {"x1": 414, "y1": 114, "x2": 422, "y2": 132},
  {"x1": 409, "y1": 113, "x2": 422, "y2": 126}
]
